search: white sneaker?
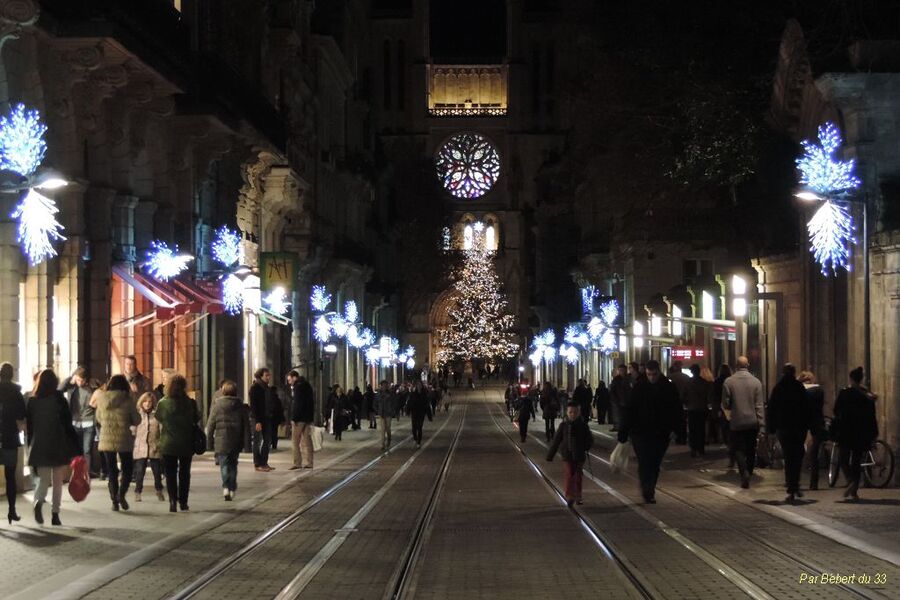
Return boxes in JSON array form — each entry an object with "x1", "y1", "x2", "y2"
[{"x1": 223, "y1": 488, "x2": 229, "y2": 500}]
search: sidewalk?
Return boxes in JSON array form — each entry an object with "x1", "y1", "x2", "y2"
[
  {"x1": 0, "y1": 421, "x2": 403, "y2": 599},
  {"x1": 588, "y1": 421, "x2": 900, "y2": 563}
]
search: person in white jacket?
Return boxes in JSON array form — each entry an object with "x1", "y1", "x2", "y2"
[{"x1": 722, "y1": 356, "x2": 764, "y2": 489}]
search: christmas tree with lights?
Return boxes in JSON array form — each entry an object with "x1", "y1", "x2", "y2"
[{"x1": 437, "y1": 223, "x2": 519, "y2": 364}]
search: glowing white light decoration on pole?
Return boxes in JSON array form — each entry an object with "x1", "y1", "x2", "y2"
[
  {"x1": 796, "y1": 122, "x2": 861, "y2": 196},
  {"x1": 145, "y1": 241, "x2": 193, "y2": 281},
  {"x1": 599, "y1": 299, "x2": 619, "y2": 327},
  {"x1": 263, "y1": 286, "x2": 291, "y2": 316},
  {"x1": 564, "y1": 324, "x2": 589, "y2": 348},
  {"x1": 344, "y1": 300, "x2": 358, "y2": 323},
  {"x1": 330, "y1": 314, "x2": 349, "y2": 338},
  {"x1": 11, "y1": 189, "x2": 66, "y2": 265},
  {"x1": 0, "y1": 104, "x2": 47, "y2": 176},
  {"x1": 211, "y1": 226, "x2": 242, "y2": 267},
  {"x1": 580, "y1": 285, "x2": 598, "y2": 315},
  {"x1": 314, "y1": 314, "x2": 332, "y2": 343},
  {"x1": 559, "y1": 343, "x2": 579, "y2": 364},
  {"x1": 221, "y1": 273, "x2": 243, "y2": 315},
  {"x1": 310, "y1": 285, "x2": 331, "y2": 312},
  {"x1": 365, "y1": 346, "x2": 381, "y2": 365},
  {"x1": 807, "y1": 200, "x2": 855, "y2": 275}
]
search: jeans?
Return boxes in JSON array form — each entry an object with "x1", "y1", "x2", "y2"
[
  {"x1": 839, "y1": 445, "x2": 865, "y2": 495},
  {"x1": 544, "y1": 417, "x2": 556, "y2": 441},
  {"x1": 631, "y1": 432, "x2": 670, "y2": 501},
  {"x1": 252, "y1": 423, "x2": 271, "y2": 467},
  {"x1": 1, "y1": 447, "x2": 18, "y2": 513},
  {"x1": 33, "y1": 465, "x2": 66, "y2": 513},
  {"x1": 729, "y1": 428, "x2": 759, "y2": 479},
  {"x1": 411, "y1": 414, "x2": 426, "y2": 445},
  {"x1": 807, "y1": 433, "x2": 823, "y2": 488},
  {"x1": 268, "y1": 421, "x2": 280, "y2": 449},
  {"x1": 73, "y1": 424, "x2": 95, "y2": 472},
  {"x1": 134, "y1": 457, "x2": 163, "y2": 493},
  {"x1": 687, "y1": 409, "x2": 708, "y2": 454},
  {"x1": 563, "y1": 460, "x2": 584, "y2": 501},
  {"x1": 102, "y1": 451, "x2": 134, "y2": 501},
  {"x1": 778, "y1": 431, "x2": 806, "y2": 494},
  {"x1": 379, "y1": 416, "x2": 392, "y2": 449},
  {"x1": 163, "y1": 454, "x2": 193, "y2": 506},
  {"x1": 218, "y1": 451, "x2": 239, "y2": 491},
  {"x1": 291, "y1": 421, "x2": 314, "y2": 468}
]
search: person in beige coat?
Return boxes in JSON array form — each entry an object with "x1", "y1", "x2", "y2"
[
  {"x1": 133, "y1": 392, "x2": 165, "y2": 502},
  {"x1": 94, "y1": 375, "x2": 141, "y2": 511}
]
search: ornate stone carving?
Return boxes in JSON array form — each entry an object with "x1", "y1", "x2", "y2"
[{"x1": 0, "y1": 0, "x2": 37, "y2": 49}]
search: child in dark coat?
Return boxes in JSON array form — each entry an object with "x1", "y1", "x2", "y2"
[{"x1": 547, "y1": 402, "x2": 594, "y2": 506}]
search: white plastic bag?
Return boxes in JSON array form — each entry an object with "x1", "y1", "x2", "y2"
[
  {"x1": 609, "y1": 441, "x2": 631, "y2": 474},
  {"x1": 311, "y1": 426, "x2": 325, "y2": 452}
]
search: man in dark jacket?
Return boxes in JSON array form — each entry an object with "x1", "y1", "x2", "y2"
[
  {"x1": 684, "y1": 364, "x2": 711, "y2": 457},
  {"x1": 287, "y1": 371, "x2": 315, "y2": 470},
  {"x1": 608, "y1": 365, "x2": 631, "y2": 431},
  {"x1": 833, "y1": 367, "x2": 879, "y2": 501},
  {"x1": 594, "y1": 381, "x2": 610, "y2": 425},
  {"x1": 618, "y1": 360, "x2": 681, "y2": 503},
  {"x1": 799, "y1": 371, "x2": 826, "y2": 490},
  {"x1": 0, "y1": 362, "x2": 26, "y2": 520},
  {"x1": 547, "y1": 402, "x2": 594, "y2": 506},
  {"x1": 766, "y1": 364, "x2": 811, "y2": 503},
  {"x1": 59, "y1": 366, "x2": 98, "y2": 473},
  {"x1": 407, "y1": 382, "x2": 433, "y2": 448},
  {"x1": 249, "y1": 368, "x2": 274, "y2": 471},
  {"x1": 573, "y1": 379, "x2": 593, "y2": 423},
  {"x1": 374, "y1": 381, "x2": 397, "y2": 451}
]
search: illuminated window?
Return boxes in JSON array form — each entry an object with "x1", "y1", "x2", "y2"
[
  {"x1": 435, "y1": 133, "x2": 500, "y2": 199},
  {"x1": 485, "y1": 225, "x2": 496, "y2": 250},
  {"x1": 172, "y1": 0, "x2": 182, "y2": 11},
  {"x1": 463, "y1": 224, "x2": 473, "y2": 249}
]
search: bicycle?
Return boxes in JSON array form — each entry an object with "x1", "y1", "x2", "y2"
[{"x1": 824, "y1": 438, "x2": 895, "y2": 489}]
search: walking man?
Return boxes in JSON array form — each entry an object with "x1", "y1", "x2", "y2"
[
  {"x1": 833, "y1": 367, "x2": 879, "y2": 502},
  {"x1": 249, "y1": 368, "x2": 274, "y2": 472},
  {"x1": 59, "y1": 367, "x2": 98, "y2": 474},
  {"x1": 287, "y1": 371, "x2": 315, "y2": 470},
  {"x1": 722, "y1": 356, "x2": 765, "y2": 489},
  {"x1": 123, "y1": 355, "x2": 152, "y2": 398},
  {"x1": 547, "y1": 401, "x2": 594, "y2": 507},
  {"x1": 617, "y1": 360, "x2": 681, "y2": 503},
  {"x1": 573, "y1": 379, "x2": 593, "y2": 423},
  {"x1": 608, "y1": 365, "x2": 630, "y2": 431},
  {"x1": 374, "y1": 381, "x2": 397, "y2": 451},
  {"x1": 766, "y1": 364, "x2": 810, "y2": 503}
]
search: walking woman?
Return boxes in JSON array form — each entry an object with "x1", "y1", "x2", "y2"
[
  {"x1": 407, "y1": 381, "x2": 433, "y2": 449},
  {"x1": 539, "y1": 383, "x2": 560, "y2": 442},
  {"x1": 713, "y1": 364, "x2": 733, "y2": 465},
  {"x1": 833, "y1": 367, "x2": 879, "y2": 502},
  {"x1": 0, "y1": 363, "x2": 26, "y2": 524},
  {"x1": 331, "y1": 386, "x2": 351, "y2": 441},
  {"x1": 133, "y1": 392, "x2": 165, "y2": 502},
  {"x1": 364, "y1": 384, "x2": 376, "y2": 429},
  {"x1": 516, "y1": 385, "x2": 537, "y2": 443},
  {"x1": 206, "y1": 380, "x2": 251, "y2": 501},
  {"x1": 156, "y1": 374, "x2": 200, "y2": 512},
  {"x1": 26, "y1": 369, "x2": 79, "y2": 525},
  {"x1": 94, "y1": 375, "x2": 141, "y2": 511}
]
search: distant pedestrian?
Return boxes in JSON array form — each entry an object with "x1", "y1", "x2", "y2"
[
  {"x1": 594, "y1": 381, "x2": 610, "y2": 424},
  {"x1": 515, "y1": 387, "x2": 536, "y2": 443},
  {"x1": 722, "y1": 356, "x2": 764, "y2": 489},
  {"x1": 407, "y1": 381, "x2": 433, "y2": 448},
  {"x1": 832, "y1": 367, "x2": 878, "y2": 502},
  {"x1": 617, "y1": 360, "x2": 681, "y2": 503},
  {"x1": 331, "y1": 386, "x2": 351, "y2": 441},
  {"x1": 206, "y1": 380, "x2": 251, "y2": 501},
  {"x1": 539, "y1": 382, "x2": 560, "y2": 442},
  {"x1": 93, "y1": 375, "x2": 141, "y2": 511},
  {"x1": 0, "y1": 362, "x2": 26, "y2": 524},
  {"x1": 668, "y1": 361, "x2": 690, "y2": 445},
  {"x1": 573, "y1": 379, "x2": 592, "y2": 423},
  {"x1": 713, "y1": 364, "x2": 733, "y2": 461},
  {"x1": 156, "y1": 374, "x2": 201, "y2": 512},
  {"x1": 59, "y1": 367, "x2": 98, "y2": 474},
  {"x1": 26, "y1": 369, "x2": 79, "y2": 526},
  {"x1": 249, "y1": 368, "x2": 274, "y2": 472},
  {"x1": 547, "y1": 401, "x2": 594, "y2": 507},
  {"x1": 287, "y1": 372, "x2": 315, "y2": 470},
  {"x1": 350, "y1": 386, "x2": 364, "y2": 430},
  {"x1": 766, "y1": 364, "x2": 811, "y2": 503},
  {"x1": 133, "y1": 392, "x2": 165, "y2": 503},
  {"x1": 364, "y1": 384, "x2": 376, "y2": 428},
  {"x1": 268, "y1": 382, "x2": 284, "y2": 451},
  {"x1": 608, "y1": 365, "x2": 630, "y2": 431},
  {"x1": 374, "y1": 381, "x2": 398, "y2": 450},
  {"x1": 684, "y1": 364, "x2": 711, "y2": 457},
  {"x1": 504, "y1": 383, "x2": 517, "y2": 417},
  {"x1": 799, "y1": 371, "x2": 825, "y2": 490}
]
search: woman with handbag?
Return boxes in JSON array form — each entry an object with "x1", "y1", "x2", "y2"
[
  {"x1": 155, "y1": 374, "x2": 201, "y2": 513},
  {"x1": 206, "y1": 380, "x2": 251, "y2": 501},
  {"x1": 26, "y1": 369, "x2": 79, "y2": 526},
  {"x1": 93, "y1": 375, "x2": 141, "y2": 511}
]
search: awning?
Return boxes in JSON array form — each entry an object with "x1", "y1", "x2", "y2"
[{"x1": 112, "y1": 266, "x2": 225, "y2": 328}]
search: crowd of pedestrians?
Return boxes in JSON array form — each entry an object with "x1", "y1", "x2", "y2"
[{"x1": 0, "y1": 355, "x2": 448, "y2": 527}]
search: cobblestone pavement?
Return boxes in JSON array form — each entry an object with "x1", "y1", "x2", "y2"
[{"x1": 2, "y1": 386, "x2": 899, "y2": 599}]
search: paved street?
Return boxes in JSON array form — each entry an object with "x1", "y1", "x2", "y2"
[{"x1": 1, "y1": 387, "x2": 898, "y2": 599}]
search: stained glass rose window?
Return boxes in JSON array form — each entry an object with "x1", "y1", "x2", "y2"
[{"x1": 435, "y1": 133, "x2": 500, "y2": 199}]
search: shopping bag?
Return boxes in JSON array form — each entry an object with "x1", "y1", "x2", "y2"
[
  {"x1": 68, "y1": 455, "x2": 91, "y2": 502},
  {"x1": 609, "y1": 441, "x2": 631, "y2": 474},
  {"x1": 311, "y1": 426, "x2": 325, "y2": 452}
]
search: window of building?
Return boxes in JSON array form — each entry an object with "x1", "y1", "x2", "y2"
[
  {"x1": 485, "y1": 224, "x2": 496, "y2": 250},
  {"x1": 434, "y1": 133, "x2": 501, "y2": 199},
  {"x1": 683, "y1": 259, "x2": 713, "y2": 286},
  {"x1": 463, "y1": 224, "x2": 473, "y2": 249}
]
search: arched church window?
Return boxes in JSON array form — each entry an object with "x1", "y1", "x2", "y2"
[
  {"x1": 463, "y1": 224, "x2": 473, "y2": 250},
  {"x1": 435, "y1": 133, "x2": 501, "y2": 199},
  {"x1": 485, "y1": 224, "x2": 496, "y2": 251}
]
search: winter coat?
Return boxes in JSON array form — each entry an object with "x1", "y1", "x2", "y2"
[
  {"x1": 291, "y1": 379, "x2": 316, "y2": 423},
  {"x1": 765, "y1": 376, "x2": 810, "y2": 436},
  {"x1": 249, "y1": 381, "x2": 269, "y2": 426},
  {"x1": 617, "y1": 376, "x2": 681, "y2": 443},
  {"x1": 573, "y1": 385, "x2": 592, "y2": 417},
  {"x1": 832, "y1": 387, "x2": 878, "y2": 450},
  {"x1": 516, "y1": 396, "x2": 536, "y2": 422},
  {"x1": 539, "y1": 391, "x2": 560, "y2": 419},
  {"x1": 668, "y1": 371, "x2": 691, "y2": 408},
  {"x1": 267, "y1": 387, "x2": 284, "y2": 425},
  {"x1": 26, "y1": 392, "x2": 79, "y2": 467},
  {"x1": 547, "y1": 418, "x2": 594, "y2": 462},
  {"x1": 683, "y1": 377, "x2": 712, "y2": 412},
  {"x1": 0, "y1": 381, "x2": 26, "y2": 449},
  {"x1": 374, "y1": 390, "x2": 398, "y2": 418},
  {"x1": 133, "y1": 409, "x2": 161, "y2": 460},
  {"x1": 206, "y1": 395, "x2": 251, "y2": 455},
  {"x1": 155, "y1": 394, "x2": 200, "y2": 457},
  {"x1": 722, "y1": 369, "x2": 765, "y2": 431},
  {"x1": 594, "y1": 386, "x2": 610, "y2": 411},
  {"x1": 126, "y1": 372, "x2": 153, "y2": 399},
  {"x1": 59, "y1": 377, "x2": 97, "y2": 422},
  {"x1": 362, "y1": 389, "x2": 375, "y2": 415},
  {"x1": 94, "y1": 390, "x2": 141, "y2": 452},
  {"x1": 406, "y1": 391, "x2": 433, "y2": 420},
  {"x1": 804, "y1": 384, "x2": 826, "y2": 437},
  {"x1": 609, "y1": 375, "x2": 631, "y2": 409}
]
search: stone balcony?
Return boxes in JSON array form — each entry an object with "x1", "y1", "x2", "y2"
[{"x1": 427, "y1": 64, "x2": 508, "y2": 117}]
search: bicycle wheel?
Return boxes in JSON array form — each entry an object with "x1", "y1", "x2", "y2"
[
  {"x1": 828, "y1": 442, "x2": 840, "y2": 487},
  {"x1": 863, "y1": 440, "x2": 895, "y2": 488}
]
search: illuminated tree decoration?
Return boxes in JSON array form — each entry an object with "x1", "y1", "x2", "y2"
[
  {"x1": 529, "y1": 349, "x2": 542, "y2": 367},
  {"x1": 532, "y1": 329, "x2": 556, "y2": 349},
  {"x1": 796, "y1": 122, "x2": 861, "y2": 196},
  {"x1": 580, "y1": 286, "x2": 598, "y2": 315},
  {"x1": 310, "y1": 285, "x2": 331, "y2": 312},
  {"x1": 349, "y1": 326, "x2": 374, "y2": 349},
  {"x1": 211, "y1": 226, "x2": 242, "y2": 267},
  {"x1": 263, "y1": 286, "x2": 291, "y2": 316},
  {"x1": 434, "y1": 132, "x2": 501, "y2": 199},
  {"x1": 808, "y1": 201, "x2": 855, "y2": 275},
  {"x1": 586, "y1": 317, "x2": 605, "y2": 340},
  {"x1": 564, "y1": 324, "x2": 589, "y2": 348},
  {"x1": 0, "y1": 103, "x2": 47, "y2": 177},
  {"x1": 11, "y1": 189, "x2": 66, "y2": 266},
  {"x1": 598, "y1": 329, "x2": 618, "y2": 353},
  {"x1": 314, "y1": 315, "x2": 332, "y2": 343},
  {"x1": 437, "y1": 223, "x2": 519, "y2": 364},
  {"x1": 365, "y1": 346, "x2": 381, "y2": 365},
  {"x1": 330, "y1": 314, "x2": 349, "y2": 338},
  {"x1": 559, "y1": 343, "x2": 580, "y2": 364},
  {"x1": 344, "y1": 300, "x2": 358, "y2": 323},
  {"x1": 599, "y1": 299, "x2": 619, "y2": 327},
  {"x1": 221, "y1": 273, "x2": 243, "y2": 315},
  {"x1": 145, "y1": 241, "x2": 193, "y2": 281}
]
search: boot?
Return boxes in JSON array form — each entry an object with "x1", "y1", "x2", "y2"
[
  {"x1": 34, "y1": 501, "x2": 44, "y2": 524},
  {"x1": 134, "y1": 492, "x2": 142, "y2": 503},
  {"x1": 169, "y1": 500, "x2": 177, "y2": 513},
  {"x1": 156, "y1": 490, "x2": 166, "y2": 502},
  {"x1": 51, "y1": 512, "x2": 61, "y2": 526}
]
